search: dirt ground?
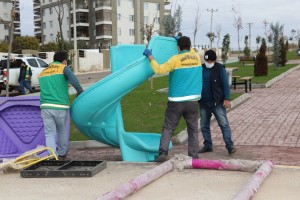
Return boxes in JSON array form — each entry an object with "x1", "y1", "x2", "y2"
[{"x1": 0, "y1": 162, "x2": 299, "y2": 200}]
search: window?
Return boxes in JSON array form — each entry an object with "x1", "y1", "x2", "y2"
[
  {"x1": 43, "y1": 35, "x2": 46, "y2": 41},
  {"x1": 37, "y1": 59, "x2": 48, "y2": 68},
  {"x1": 50, "y1": 21, "x2": 53, "y2": 28},
  {"x1": 128, "y1": 0, "x2": 133, "y2": 8},
  {"x1": 144, "y1": 16, "x2": 148, "y2": 24},
  {"x1": 117, "y1": 28, "x2": 121, "y2": 35},
  {"x1": 49, "y1": 7, "x2": 53, "y2": 14},
  {"x1": 3, "y1": 2, "x2": 7, "y2": 8},
  {"x1": 27, "y1": 59, "x2": 39, "y2": 68},
  {"x1": 50, "y1": 34, "x2": 54, "y2": 41},
  {"x1": 49, "y1": 0, "x2": 52, "y2": 2},
  {"x1": 4, "y1": 25, "x2": 8, "y2": 30},
  {"x1": 129, "y1": 29, "x2": 135, "y2": 36},
  {"x1": 157, "y1": 3, "x2": 160, "y2": 10},
  {"x1": 42, "y1": 9, "x2": 45, "y2": 16},
  {"x1": 144, "y1": 2, "x2": 148, "y2": 10},
  {"x1": 117, "y1": 14, "x2": 121, "y2": 21},
  {"x1": 43, "y1": 22, "x2": 46, "y2": 29},
  {"x1": 129, "y1": 15, "x2": 134, "y2": 22},
  {"x1": 117, "y1": 0, "x2": 121, "y2": 6},
  {"x1": 3, "y1": 13, "x2": 8, "y2": 20},
  {"x1": 42, "y1": 0, "x2": 45, "y2": 3}
]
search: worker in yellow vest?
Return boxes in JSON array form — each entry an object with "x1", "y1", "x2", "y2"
[{"x1": 18, "y1": 61, "x2": 34, "y2": 95}]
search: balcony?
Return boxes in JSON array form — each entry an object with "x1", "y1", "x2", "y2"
[{"x1": 95, "y1": 0, "x2": 111, "y2": 7}]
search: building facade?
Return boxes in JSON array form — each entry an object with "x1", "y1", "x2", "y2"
[
  {"x1": 0, "y1": 0, "x2": 21, "y2": 42},
  {"x1": 34, "y1": 0, "x2": 170, "y2": 49}
]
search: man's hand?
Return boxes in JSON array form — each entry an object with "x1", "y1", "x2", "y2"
[
  {"x1": 223, "y1": 100, "x2": 231, "y2": 109},
  {"x1": 174, "y1": 35, "x2": 181, "y2": 41},
  {"x1": 143, "y1": 48, "x2": 152, "y2": 57}
]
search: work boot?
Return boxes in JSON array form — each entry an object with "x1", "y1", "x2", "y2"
[
  {"x1": 198, "y1": 146, "x2": 213, "y2": 153},
  {"x1": 155, "y1": 151, "x2": 170, "y2": 162},
  {"x1": 228, "y1": 146, "x2": 237, "y2": 155}
]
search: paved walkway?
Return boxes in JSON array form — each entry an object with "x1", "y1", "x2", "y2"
[{"x1": 69, "y1": 65, "x2": 300, "y2": 166}]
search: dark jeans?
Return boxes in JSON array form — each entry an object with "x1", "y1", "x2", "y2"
[
  {"x1": 159, "y1": 101, "x2": 199, "y2": 159},
  {"x1": 199, "y1": 101, "x2": 234, "y2": 150},
  {"x1": 19, "y1": 80, "x2": 33, "y2": 95}
]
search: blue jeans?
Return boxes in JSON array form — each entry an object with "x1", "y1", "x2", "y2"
[
  {"x1": 199, "y1": 101, "x2": 234, "y2": 150},
  {"x1": 41, "y1": 109, "x2": 69, "y2": 156},
  {"x1": 19, "y1": 80, "x2": 33, "y2": 95}
]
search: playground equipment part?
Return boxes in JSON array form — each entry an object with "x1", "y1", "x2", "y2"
[
  {"x1": 0, "y1": 96, "x2": 70, "y2": 159},
  {"x1": 0, "y1": 146, "x2": 57, "y2": 173},
  {"x1": 71, "y1": 36, "x2": 179, "y2": 162}
]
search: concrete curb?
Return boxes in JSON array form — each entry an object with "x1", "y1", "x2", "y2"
[
  {"x1": 69, "y1": 140, "x2": 109, "y2": 149},
  {"x1": 69, "y1": 64, "x2": 300, "y2": 149},
  {"x1": 171, "y1": 93, "x2": 251, "y2": 145}
]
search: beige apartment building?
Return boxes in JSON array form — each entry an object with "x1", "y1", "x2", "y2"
[
  {"x1": 0, "y1": 0, "x2": 21, "y2": 41},
  {"x1": 34, "y1": 0, "x2": 171, "y2": 49}
]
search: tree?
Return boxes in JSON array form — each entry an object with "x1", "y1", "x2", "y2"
[
  {"x1": 56, "y1": 32, "x2": 71, "y2": 52},
  {"x1": 232, "y1": 4, "x2": 243, "y2": 55},
  {"x1": 254, "y1": 40, "x2": 268, "y2": 76},
  {"x1": 54, "y1": 0, "x2": 66, "y2": 51},
  {"x1": 192, "y1": 5, "x2": 200, "y2": 47},
  {"x1": 221, "y1": 33, "x2": 230, "y2": 64},
  {"x1": 206, "y1": 32, "x2": 216, "y2": 48},
  {"x1": 243, "y1": 35, "x2": 250, "y2": 56},
  {"x1": 141, "y1": 17, "x2": 158, "y2": 43},
  {"x1": 215, "y1": 25, "x2": 222, "y2": 49},
  {"x1": 279, "y1": 36, "x2": 288, "y2": 66},
  {"x1": 270, "y1": 22, "x2": 284, "y2": 69},
  {"x1": 0, "y1": 41, "x2": 9, "y2": 52},
  {"x1": 256, "y1": 36, "x2": 261, "y2": 50},
  {"x1": 12, "y1": 36, "x2": 39, "y2": 53},
  {"x1": 162, "y1": 5, "x2": 182, "y2": 36},
  {"x1": 40, "y1": 42, "x2": 59, "y2": 52}
]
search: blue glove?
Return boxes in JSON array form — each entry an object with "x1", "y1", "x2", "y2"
[
  {"x1": 143, "y1": 48, "x2": 152, "y2": 57},
  {"x1": 174, "y1": 36, "x2": 181, "y2": 41}
]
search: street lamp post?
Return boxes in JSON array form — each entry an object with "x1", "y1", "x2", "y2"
[
  {"x1": 72, "y1": 0, "x2": 78, "y2": 73},
  {"x1": 0, "y1": 13, "x2": 15, "y2": 97}
]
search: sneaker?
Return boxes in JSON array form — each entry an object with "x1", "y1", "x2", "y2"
[
  {"x1": 198, "y1": 146, "x2": 213, "y2": 153},
  {"x1": 58, "y1": 155, "x2": 68, "y2": 160},
  {"x1": 154, "y1": 151, "x2": 170, "y2": 162},
  {"x1": 228, "y1": 146, "x2": 237, "y2": 155}
]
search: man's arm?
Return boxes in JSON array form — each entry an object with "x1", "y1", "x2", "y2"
[
  {"x1": 63, "y1": 66, "x2": 84, "y2": 95},
  {"x1": 143, "y1": 48, "x2": 175, "y2": 74}
]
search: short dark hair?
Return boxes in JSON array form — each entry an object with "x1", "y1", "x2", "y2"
[
  {"x1": 177, "y1": 36, "x2": 191, "y2": 51},
  {"x1": 53, "y1": 52, "x2": 68, "y2": 63}
]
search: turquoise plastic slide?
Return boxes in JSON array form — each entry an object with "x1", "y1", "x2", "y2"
[{"x1": 71, "y1": 36, "x2": 178, "y2": 162}]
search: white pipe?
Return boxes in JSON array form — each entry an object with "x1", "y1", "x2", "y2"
[
  {"x1": 232, "y1": 160, "x2": 273, "y2": 200},
  {"x1": 98, "y1": 160, "x2": 174, "y2": 200}
]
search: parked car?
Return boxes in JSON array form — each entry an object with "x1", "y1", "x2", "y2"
[
  {"x1": 0, "y1": 57, "x2": 49, "y2": 94},
  {"x1": 297, "y1": 49, "x2": 300, "y2": 56}
]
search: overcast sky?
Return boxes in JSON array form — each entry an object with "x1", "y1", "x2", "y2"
[
  {"x1": 173, "y1": 0, "x2": 300, "y2": 49},
  {"x1": 20, "y1": 0, "x2": 300, "y2": 50}
]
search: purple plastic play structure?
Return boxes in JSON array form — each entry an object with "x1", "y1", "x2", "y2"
[{"x1": 0, "y1": 96, "x2": 69, "y2": 159}]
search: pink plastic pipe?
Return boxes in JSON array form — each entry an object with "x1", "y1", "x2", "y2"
[
  {"x1": 232, "y1": 160, "x2": 274, "y2": 200},
  {"x1": 97, "y1": 160, "x2": 174, "y2": 200}
]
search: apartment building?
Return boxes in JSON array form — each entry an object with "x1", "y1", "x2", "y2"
[
  {"x1": 34, "y1": 0, "x2": 170, "y2": 49},
  {"x1": 0, "y1": 0, "x2": 21, "y2": 41}
]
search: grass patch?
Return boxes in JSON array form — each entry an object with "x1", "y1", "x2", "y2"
[
  {"x1": 227, "y1": 62, "x2": 297, "y2": 83},
  {"x1": 70, "y1": 56, "x2": 299, "y2": 141}
]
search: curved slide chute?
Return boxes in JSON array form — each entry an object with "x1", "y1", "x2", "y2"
[{"x1": 71, "y1": 36, "x2": 178, "y2": 162}]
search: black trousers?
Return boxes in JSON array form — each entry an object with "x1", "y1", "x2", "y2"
[{"x1": 159, "y1": 101, "x2": 200, "y2": 159}]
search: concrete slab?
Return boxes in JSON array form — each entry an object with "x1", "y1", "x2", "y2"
[{"x1": 0, "y1": 162, "x2": 299, "y2": 200}]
